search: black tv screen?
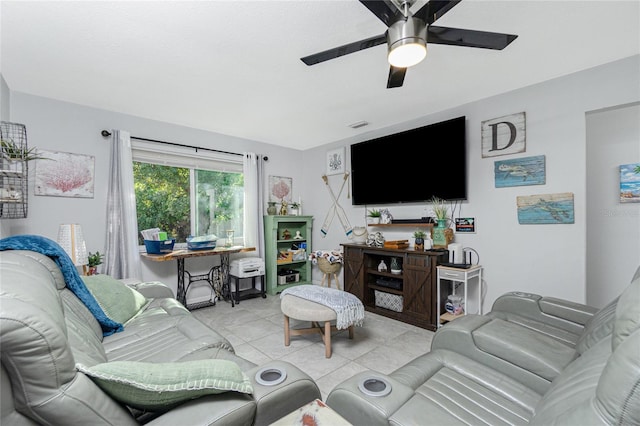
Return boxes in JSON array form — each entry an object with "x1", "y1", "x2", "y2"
[{"x1": 350, "y1": 116, "x2": 466, "y2": 205}]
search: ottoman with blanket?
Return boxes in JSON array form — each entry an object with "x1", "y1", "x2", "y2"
[{"x1": 280, "y1": 285, "x2": 364, "y2": 358}]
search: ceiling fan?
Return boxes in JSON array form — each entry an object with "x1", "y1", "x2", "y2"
[{"x1": 301, "y1": 0, "x2": 518, "y2": 88}]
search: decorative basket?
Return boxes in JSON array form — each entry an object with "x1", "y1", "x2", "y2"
[{"x1": 317, "y1": 257, "x2": 341, "y2": 274}]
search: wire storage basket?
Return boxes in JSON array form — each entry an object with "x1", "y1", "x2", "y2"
[{"x1": 0, "y1": 122, "x2": 29, "y2": 219}]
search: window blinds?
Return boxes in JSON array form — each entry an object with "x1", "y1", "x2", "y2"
[{"x1": 131, "y1": 140, "x2": 242, "y2": 173}]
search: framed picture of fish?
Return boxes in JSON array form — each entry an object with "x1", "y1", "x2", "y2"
[
  {"x1": 619, "y1": 163, "x2": 640, "y2": 203},
  {"x1": 495, "y1": 155, "x2": 545, "y2": 188},
  {"x1": 517, "y1": 192, "x2": 574, "y2": 224}
]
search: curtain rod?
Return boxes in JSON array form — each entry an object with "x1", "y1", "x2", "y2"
[{"x1": 101, "y1": 130, "x2": 268, "y2": 160}]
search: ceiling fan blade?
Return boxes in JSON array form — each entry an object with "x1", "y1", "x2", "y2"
[
  {"x1": 301, "y1": 34, "x2": 387, "y2": 65},
  {"x1": 414, "y1": 0, "x2": 461, "y2": 25},
  {"x1": 359, "y1": 0, "x2": 404, "y2": 27},
  {"x1": 427, "y1": 26, "x2": 518, "y2": 50},
  {"x1": 387, "y1": 66, "x2": 406, "y2": 88}
]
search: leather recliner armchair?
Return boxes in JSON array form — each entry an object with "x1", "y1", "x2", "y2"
[{"x1": 326, "y1": 266, "x2": 640, "y2": 425}]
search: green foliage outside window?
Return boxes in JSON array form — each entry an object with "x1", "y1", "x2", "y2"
[
  {"x1": 134, "y1": 163, "x2": 190, "y2": 244},
  {"x1": 133, "y1": 162, "x2": 244, "y2": 245}
]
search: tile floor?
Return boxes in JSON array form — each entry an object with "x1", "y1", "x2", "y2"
[{"x1": 191, "y1": 292, "x2": 435, "y2": 400}]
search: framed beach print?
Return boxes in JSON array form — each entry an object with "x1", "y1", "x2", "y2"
[
  {"x1": 619, "y1": 163, "x2": 640, "y2": 203},
  {"x1": 326, "y1": 147, "x2": 345, "y2": 175}
]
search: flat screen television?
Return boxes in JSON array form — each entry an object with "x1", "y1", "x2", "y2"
[{"x1": 350, "y1": 116, "x2": 466, "y2": 205}]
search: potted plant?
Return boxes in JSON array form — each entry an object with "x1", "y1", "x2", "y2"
[
  {"x1": 413, "y1": 230, "x2": 427, "y2": 251},
  {"x1": 87, "y1": 251, "x2": 103, "y2": 276},
  {"x1": 430, "y1": 197, "x2": 449, "y2": 228},
  {"x1": 290, "y1": 202, "x2": 300, "y2": 216},
  {"x1": 1, "y1": 139, "x2": 46, "y2": 172},
  {"x1": 367, "y1": 209, "x2": 382, "y2": 224}
]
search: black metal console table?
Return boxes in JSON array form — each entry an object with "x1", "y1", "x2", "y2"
[{"x1": 142, "y1": 246, "x2": 256, "y2": 310}]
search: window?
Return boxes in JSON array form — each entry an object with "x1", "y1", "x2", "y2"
[{"x1": 132, "y1": 141, "x2": 244, "y2": 246}]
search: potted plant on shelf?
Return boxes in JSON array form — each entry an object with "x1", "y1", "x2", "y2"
[
  {"x1": 289, "y1": 202, "x2": 300, "y2": 216},
  {"x1": 367, "y1": 209, "x2": 382, "y2": 224},
  {"x1": 1, "y1": 139, "x2": 46, "y2": 172},
  {"x1": 430, "y1": 197, "x2": 449, "y2": 228},
  {"x1": 87, "y1": 251, "x2": 103, "y2": 276},
  {"x1": 413, "y1": 230, "x2": 427, "y2": 251}
]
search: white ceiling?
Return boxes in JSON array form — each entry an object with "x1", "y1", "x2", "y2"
[{"x1": 1, "y1": 1, "x2": 639, "y2": 150}]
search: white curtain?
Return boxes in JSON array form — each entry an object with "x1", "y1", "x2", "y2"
[
  {"x1": 243, "y1": 152, "x2": 265, "y2": 258},
  {"x1": 105, "y1": 130, "x2": 142, "y2": 280}
]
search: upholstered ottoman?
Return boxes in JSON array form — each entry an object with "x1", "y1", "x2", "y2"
[{"x1": 280, "y1": 285, "x2": 364, "y2": 358}]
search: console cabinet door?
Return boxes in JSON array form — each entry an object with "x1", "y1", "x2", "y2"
[
  {"x1": 343, "y1": 246, "x2": 365, "y2": 301},
  {"x1": 403, "y1": 254, "x2": 435, "y2": 326}
]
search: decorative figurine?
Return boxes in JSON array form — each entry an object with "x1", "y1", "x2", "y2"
[
  {"x1": 294, "y1": 231, "x2": 303, "y2": 239},
  {"x1": 282, "y1": 229, "x2": 291, "y2": 240},
  {"x1": 279, "y1": 200, "x2": 288, "y2": 215}
]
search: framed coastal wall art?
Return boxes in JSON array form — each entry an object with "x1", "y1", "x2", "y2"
[
  {"x1": 34, "y1": 150, "x2": 95, "y2": 198},
  {"x1": 326, "y1": 147, "x2": 345, "y2": 175},
  {"x1": 619, "y1": 163, "x2": 640, "y2": 203},
  {"x1": 269, "y1": 175, "x2": 292, "y2": 203},
  {"x1": 494, "y1": 155, "x2": 545, "y2": 188},
  {"x1": 516, "y1": 192, "x2": 574, "y2": 224},
  {"x1": 481, "y1": 112, "x2": 526, "y2": 158}
]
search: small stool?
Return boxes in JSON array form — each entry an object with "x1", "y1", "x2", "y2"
[
  {"x1": 281, "y1": 294, "x2": 354, "y2": 358},
  {"x1": 317, "y1": 257, "x2": 342, "y2": 290}
]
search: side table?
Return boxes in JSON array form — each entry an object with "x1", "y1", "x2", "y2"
[
  {"x1": 269, "y1": 399, "x2": 351, "y2": 425},
  {"x1": 437, "y1": 265, "x2": 483, "y2": 327}
]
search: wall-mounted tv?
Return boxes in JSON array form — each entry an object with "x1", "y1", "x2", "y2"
[{"x1": 350, "y1": 116, "x2": 467, "y2": 205}]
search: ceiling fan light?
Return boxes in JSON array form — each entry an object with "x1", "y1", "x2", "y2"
[
  {"x1": 388, "y1": 42, "x2": 426, "y2": 68},
  {"x1": 387, "y1": 17, "x2": 427, "y2": 68}
]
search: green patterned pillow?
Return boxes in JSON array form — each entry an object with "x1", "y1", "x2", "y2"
[
  {"x1": 81, "y1": 275, "x2": 148, "y2": 324},
  {"x1": 77, "y1": 359, "x2": 253, "y2": 410}
]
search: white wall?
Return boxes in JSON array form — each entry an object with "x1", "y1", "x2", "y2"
[
  {"x1": 1, "y1": 73, "x2": 11, "y2": 238},
  {"x1": 4, "y1": 56, "x2": 639, "y2": 309},
  {"x1": 303, "y1": 55, "x2": 640, "y2": 310},
  {"x1": 0, "y1": 74, "x2": 9, "y2": 122},
  {"x1": 586, "y1": 103, "x2": 640, "y2": 307}
]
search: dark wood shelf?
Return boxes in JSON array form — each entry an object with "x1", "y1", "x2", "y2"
[
  {"x1": 368, "y1": 284, "x2": 403, "y2": 295},
  {"x1": 366, "y1": 268, "x2": 403, "y2": 279},
  {"x1": 368, "y1": 223, "x2": 434, "y2": 228}
]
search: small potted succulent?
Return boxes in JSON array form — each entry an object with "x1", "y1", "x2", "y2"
[
  {"x1": 413, "y1": 230, "x2": 427, "y2": 251},
  {"x1": 289, "y1": 202, "x2": 300, "y2": 216},
  {"x1": 367, "y1": 209, "x2": 382, "y2": 224},
  {"x1": 87, "y1": 251, "x2": 103, "y2": 275}
]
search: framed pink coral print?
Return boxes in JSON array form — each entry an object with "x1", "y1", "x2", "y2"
[
  {"x1": 269, "y1": 175, "x2": 292, "y2": 203},
  {"x1": 35, "y1": 150, "x2": 95, "y2": 198}
]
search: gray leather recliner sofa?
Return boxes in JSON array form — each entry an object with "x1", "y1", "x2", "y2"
[
  {"x1": 326, "y1": 267, "x2": 640, "y2": 425},
  {"x1": 0, "y1": 249, "x2": 321, "y2": 425}
]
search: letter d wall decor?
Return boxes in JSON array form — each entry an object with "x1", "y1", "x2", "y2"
[{"x1": 481, "y1": 112, "x2": 526, "y2": 158}]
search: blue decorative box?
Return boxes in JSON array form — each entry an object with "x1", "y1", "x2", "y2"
[
  {"x1": 187, "y1": 235, "x2": 218, "y2": 251},
  {"x1": 144, "y1": 239, "x2": 175, "y2": 254}
]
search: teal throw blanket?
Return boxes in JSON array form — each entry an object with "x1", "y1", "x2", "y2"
[{"x1": 0, "y1": 234, "x2": 123, "y2": 336}]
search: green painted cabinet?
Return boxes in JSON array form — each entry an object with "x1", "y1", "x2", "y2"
[{"x1": 264, "y1": 215, "x2": 313, "y2": 295}]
